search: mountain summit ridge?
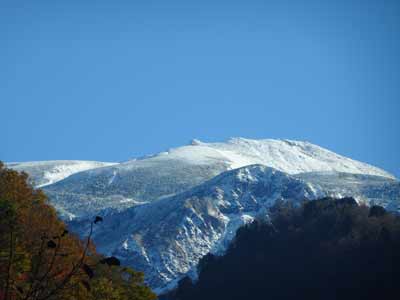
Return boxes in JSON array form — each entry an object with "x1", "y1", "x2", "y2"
[{"x1": 9, "y1": 138, "x2": 395, "y2": 184}]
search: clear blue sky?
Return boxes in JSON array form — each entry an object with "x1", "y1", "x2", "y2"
[{"x1": 1, "y1": 0, "x2": 399, "y2": 177}]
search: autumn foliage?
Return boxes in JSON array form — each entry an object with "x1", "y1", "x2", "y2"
[{"x1": 0, "y1": 162, "x2": 156, "y2": 300}]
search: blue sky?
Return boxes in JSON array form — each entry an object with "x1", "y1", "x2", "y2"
[{"x1": 1, "y1": 0, "x2": 399, "y2": 177}]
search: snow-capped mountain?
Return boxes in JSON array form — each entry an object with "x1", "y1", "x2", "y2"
[
  {"x1": 295, "y1": 171, "x2": 400, "y2": 211},
  {"x1": 188, "y1": 138, "x2": 393, "y2": 178},
  {"x1": 70, "y1": 165, "x2": 323, "y2": 292},
  {"x1": 7, "y1": 160, "x2": 116, "y2": 187},
  {"x1": 7, "y1": 138, "x2": 399, "y2": 292},
  {"x1": 69, "y1": 165, "x2": 399, "y2": 293},
  {"x1": 40, "y1": 138, "x2": 394, "y2": 219}
]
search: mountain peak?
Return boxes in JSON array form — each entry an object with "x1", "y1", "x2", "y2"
[
  {"x1": 189, "y1": 139, "x2": 204, "y2": 146},
  {"x1": 181, "y1": 138, "x2": 394, "y2": 179}
]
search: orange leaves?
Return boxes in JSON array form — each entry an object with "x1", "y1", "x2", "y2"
[{"x1": 0, "y1": 162, "x2": 156, "y2": 300}]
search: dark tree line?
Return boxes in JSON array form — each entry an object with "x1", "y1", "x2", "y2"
[{"x1": 164, "y1": 197, "x2": 400, "y2": 300}]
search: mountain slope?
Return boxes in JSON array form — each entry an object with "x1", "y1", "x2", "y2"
[
  {"x1": 296, "y1": 172, "x2": 400, "y2": 211},
  {"x1": 163, "y1": 198, "x2": 400, "y2": 300},
  {"x1": 71, "y1": 165, "x2": 399, "y2": 292},
  {"x1": 7, "y1": 160, "x2": 116, "y2": 187},
  {"x1": 70, "y1": 165, "x2": 322, "y2": 292},
  {"x1": 42, "y1": 138, "x2": 394, "y2": 219},
  {"x1": 198, "y1": 138, "x2": 394, "y2": 178}
]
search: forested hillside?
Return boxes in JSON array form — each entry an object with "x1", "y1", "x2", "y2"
[
  {"x1": 164, "y1": 197, "x2": 400, "y2": 300},
  {"x1": 0, "y1": 162, "x2": 156, "y2": 300}
]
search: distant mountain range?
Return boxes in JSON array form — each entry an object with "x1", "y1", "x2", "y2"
[
  {"x1": 7, "y1": 160, "x2": 116, "y2": 187},
  {"x1": 7, "y1": 138, "x2": 399, "y2": 292}
]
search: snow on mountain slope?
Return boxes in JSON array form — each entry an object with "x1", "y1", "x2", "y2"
[
  {"x1": 69, "y1": 165, "x2": 399, "y2": 293},
  {"x1": 296, "y1": 172, "x2": 400, "y2": 212},
  {"x1": 69, "y1": 165, "x2": 323, "y2": 292},
  {"x1": 42, "y1": 138, "x2": 394, "y2": 219},
  {"x1": 204, "y1": 138, "x2": 394, "y2": 178},
  {"x1": 7, "y1": 160, "x2": 116, "y2": 187},
  {"x1": 43, "y1": 158, "x2": 228, "y2": 219}
]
